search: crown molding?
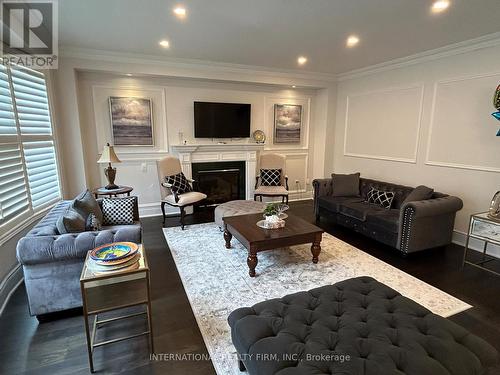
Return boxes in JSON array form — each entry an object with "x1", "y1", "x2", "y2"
[
  {"x1": 59, "y1": 46, "x2": 337, "y2": 84},
  {"x1": 337, "y1": 32, "x2": 500, "y2": 82}
]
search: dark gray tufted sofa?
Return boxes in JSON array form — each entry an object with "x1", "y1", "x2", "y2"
[
  {"x1": 313, "y1": 178, "x2": 463, "y2": 254},
  {"x1": 16, "y1": 198, "x2": 141, "y2": 318},
  {"x1": 229, "y1": 277, "x2": 497, "y2": 375}
]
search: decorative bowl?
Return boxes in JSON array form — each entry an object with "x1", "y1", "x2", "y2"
[{"x1": 90, "y1": 242, "x2": 139, "y2": 261}]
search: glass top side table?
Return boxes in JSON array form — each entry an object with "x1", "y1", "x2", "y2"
[
  {"x1": 462, "y1": 212, "x2": 500, "y2": 276},
  {"x1": 80, "y1": 244, "x2": 154, "y2": 373}
]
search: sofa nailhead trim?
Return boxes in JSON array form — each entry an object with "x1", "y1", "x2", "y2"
[{"x1": 401, "y1": 207, "x2": 415, "y2": 253}]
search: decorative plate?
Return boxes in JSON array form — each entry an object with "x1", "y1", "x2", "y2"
[
  {"x1": 91, "y1": 252, "x2": 141, "y2": 271},
  {"x1": 252, "y1": 130, "x2": 266, "y2": 144},
  {"x1": 94, "y1": 248, "x2": 140, "y2": 266},
  {"x1": 256, "y1": 219, "x2": 285, "y2": 229},
  {"x1": 90, "y1": 242, "x2": 139, "y2": 261}
]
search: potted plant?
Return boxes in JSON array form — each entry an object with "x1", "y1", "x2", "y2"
[{"x1": 263, "y1": 203, "x2": 285, "y2": 228}]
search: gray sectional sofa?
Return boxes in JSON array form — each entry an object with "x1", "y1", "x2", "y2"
[
  {"x1": 313, "y1": 176, "x2": 463, "y2": 254},
  {"x1": 16, "y1": 196, "x2": 141, "y2": 319}
]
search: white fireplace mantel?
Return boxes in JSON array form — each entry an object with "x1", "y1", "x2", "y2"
[{"x1": 170, "y1": 143, "x2": 265, "y2": 199}]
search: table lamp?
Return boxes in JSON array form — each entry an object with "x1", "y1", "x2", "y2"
[{"x1": 97, "y1": 143, "x2": 121, "y2": 189}]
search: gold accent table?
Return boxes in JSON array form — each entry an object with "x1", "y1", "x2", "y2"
[
  {"x1": 462, "y1": 212, "x2": 500, "y2": 276},
  {"x1": 80, "y1": 245, "x2": 154, "y2": 373}
]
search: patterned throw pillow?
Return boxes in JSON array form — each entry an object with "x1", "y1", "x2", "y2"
[
  {"x1": 165, "y1": 172, "x2": 193, "y2": 195},
  {"x1": 102, "y1": 197, "x2": 135, "y2": 225},
  {"x1": 366, "y1": 187, "x2": 395, "y2": 209},
  {"x1": 260, "y1": 169, "x2": 282, "y2": 186},
  {"x1": 85, "y1": 213, "x2": 102, "y2": 231}
]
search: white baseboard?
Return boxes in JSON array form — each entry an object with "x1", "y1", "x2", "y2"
[
  {"x1": 452, "y1": 230, "x2": 500, "y2": 258},
  {"x1": 0, "y1": 264, "x2": 23, "y2": 317}
]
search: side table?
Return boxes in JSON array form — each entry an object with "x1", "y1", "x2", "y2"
[
  {"x1": 92, "y1": 185, "x2": 133, "y2": 199},
  {"x1": 462, "y1": 212, "x2": 500, "y2": 276},
  {"x1": 80, "y1": 245, "x2": 154, "y2": 373}
]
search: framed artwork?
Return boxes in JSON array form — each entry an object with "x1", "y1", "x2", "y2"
[
  {"x1": 109, "y1": 96, "x2": 154, "y2": 146},
  {"x1": 274, "y1": 104, "x2": 302, "y2": 144}
]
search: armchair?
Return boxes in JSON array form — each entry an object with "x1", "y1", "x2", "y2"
[
  {"x1": 157, "y1": 156, "x2": 207, "y2": 229},
  {"x1": 254, "y1": 153, "x2": 289, "y2": 203}
]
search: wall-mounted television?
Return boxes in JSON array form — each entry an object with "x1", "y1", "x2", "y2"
[{"x1": 194, "y1": 101, "x2": 251, "y2": 138}]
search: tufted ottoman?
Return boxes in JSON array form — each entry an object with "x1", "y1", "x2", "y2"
[
  {"x1": 228, "y1": 276, "x2": 498, "y2": 375},
  {"x1": 214, "y1": 200, "x2": 266, "y2": 228}
]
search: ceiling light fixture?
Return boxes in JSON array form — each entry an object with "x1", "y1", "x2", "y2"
[
  {"x1": 346, "y1": 35, "x2": 360, "y2": 48},
  {"x1": 292, "y1": 85, "x2": 296, "y2": 88},
  {"x1": 297, "y1": 56, "x2": 307, "y2": 65},
  {"x1": 125, "y1": 73, "x2": 132, "y2": 76},
  {"x1": 159, "y1": 40, "x2": 170, "y2": 48},
  {"x1": 431, "y1": 0, "x2": 450, "y2": 13},
  {"x1": 173, "y1": 6, "x2": 187, "y2": 18}
]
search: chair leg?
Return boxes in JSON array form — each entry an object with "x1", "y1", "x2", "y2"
[
  {"x1": 161, "y1": 202, "x2": 166, "y2": 223},
  {"x1": 254, "y1": 195, "x2": 257, "y2": 201},
  {"x1": 285, "y1": 195, "x2": 289, "y2": 204},
  {"x1": 238, "y1": 359, "x2": 246, "y2": 372},
  {"x1": 180, "y1": 206, "x2": 186, "y2": 230},
  {"x1": 281, "y1": 196, "x2": 284, "y2": 203}
]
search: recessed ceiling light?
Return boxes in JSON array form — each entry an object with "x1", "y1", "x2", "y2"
[
  {"x1": 431, "y1": 0, "x2": 450, "y2": 13},
  {"x1": 346, "y1": 35, "x2": 360, "y2": 48},
  {"x1": 125, "y1": 73, "x2": 132, "y2": 76},
  {"x1": 292, "y1": 85, "x2": 296, "y2": 88},
  {"x1": 297, "y1": 56, "x2": 307, "y2": 65},
  {"x1": 173, "y1": 6, "x2": 187, "y2": 18},
  {"x1": 159, "y1": 40, "x2": 170, "y2": 48}
]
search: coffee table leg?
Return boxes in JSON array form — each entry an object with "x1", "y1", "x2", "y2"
[
  {"x1": 247, "y1": 249, "x2": 258, "y2": 277},
  {"x1": 224, "y1": 225, "x2": 232, "y2": 249},
  {"x1": 311, "y1": 233, "x2": 322, "y2": 264}
]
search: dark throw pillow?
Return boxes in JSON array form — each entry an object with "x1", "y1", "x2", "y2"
[
  {"x1": 366, "y1": 187, "x2": 395, "y2": 209},
  {"x1": 102, "y1": 197, "x2": 135, "y2": 225},
  {"x1": 165, "y1": 172, "x2": 193, "y2": 195},
  {"x1": 260, "y1": 169, "x2": 282, "y2": 186},
  {"x1": 331, "y1": 172, "x2": 360, "y2": 197},
  {"x1": 73, "y1": 189, "x2": 103, "y2": 225},
  {"x1": 403, "y1": 185, "x2": 434, "y2": 204},
  {"x1": 56, "y1": 207, "x2": 86, "y2": 234},
  {"x1": 85, "y1": 213, "x2": 102, "y2": 231}
]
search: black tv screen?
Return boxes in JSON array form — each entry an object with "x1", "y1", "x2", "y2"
[{"x1": 194, "y1": 102, "x2": 251, "y2": 138}]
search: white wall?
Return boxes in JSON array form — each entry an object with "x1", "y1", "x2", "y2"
[
  {"x1": 332, "y1": 43, "x2": 500, "y2": 253},
  {"x1": 75, "y1": 72, "x2": 326, "y2": 216}
]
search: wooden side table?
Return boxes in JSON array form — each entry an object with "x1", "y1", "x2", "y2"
[
  {"x1": 80, "y1": 245, "x2": 154, "y2": 373},
  {"x1": 92, "y1": 185, "x2": 133, "y2": 198},
  {"x1": 462, "y1": 212, "x2": 500, "y2": 276}
]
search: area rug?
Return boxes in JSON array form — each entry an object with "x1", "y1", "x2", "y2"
[{"x1": 163, "y1": 223, "x2": 471, "y2": 375}]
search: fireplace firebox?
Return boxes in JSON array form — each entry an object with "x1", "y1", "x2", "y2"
[{"x1": 192, "y1": 161, "x2": 246, "y2": 206}]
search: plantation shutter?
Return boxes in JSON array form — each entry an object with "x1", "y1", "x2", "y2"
[
  {"x1": 0, "y1": 143, "x2": 30, "y2": 223},
  {"x1": 0, "y1": 64, "x2": 61, "y2": 230},
  {"x1": 0, "y1": 65, "x2": 17, "y2": 135},
  {"x1": 23, "y1": 141, "x2": 60, "y2": 209},
  {"x1": 10, "y1": 66, "x2": 52, "y2": 135}
]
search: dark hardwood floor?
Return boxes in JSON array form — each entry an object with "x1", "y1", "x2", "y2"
[{"x1": 1, "y1": 200, "x2": 499, "y2": 374}]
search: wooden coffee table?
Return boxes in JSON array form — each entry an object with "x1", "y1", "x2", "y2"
[{"x1": 223, "y1": 213, "x2": 324, "y2": 277}]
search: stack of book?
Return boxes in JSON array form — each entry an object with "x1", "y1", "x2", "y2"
[{"x1": 87, "y1": 242, "x2": 141, "y2": 275}]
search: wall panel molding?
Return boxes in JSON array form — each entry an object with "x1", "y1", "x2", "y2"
[
  {"x1": 343, "y1": 84, "x2": 424, "y2": 164},
  {"x1": 425, "y1": 72, "x2": 500, "y2": 173}
]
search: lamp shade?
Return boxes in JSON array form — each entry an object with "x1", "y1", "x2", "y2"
[{"x1": 97, "y1": 143, "x2": 121, "y2": 164}]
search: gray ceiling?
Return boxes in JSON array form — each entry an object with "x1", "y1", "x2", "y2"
[{"x1": 59, "y1": 0, "x2": 500, "y2": 74}]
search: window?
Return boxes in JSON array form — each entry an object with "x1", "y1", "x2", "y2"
[{"x1": 0, "y1": 64, "x2": 61, "y2": 230}]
